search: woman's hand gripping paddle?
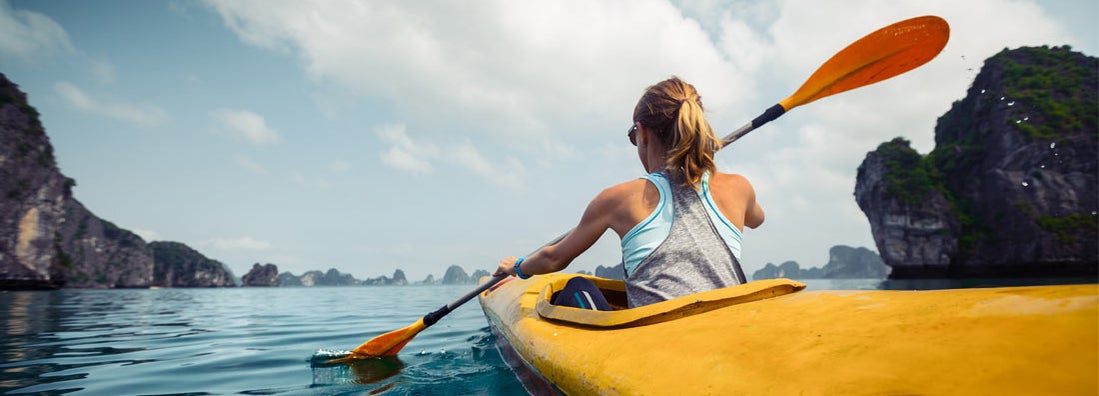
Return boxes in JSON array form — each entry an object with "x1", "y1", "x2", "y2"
[{"x1": 332, "y1": 15, "x2": 949, "y2": 362}]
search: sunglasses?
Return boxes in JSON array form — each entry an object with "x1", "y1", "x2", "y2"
[{"x1": 627, "y1": 124, "x2": 638, "y2": 146}]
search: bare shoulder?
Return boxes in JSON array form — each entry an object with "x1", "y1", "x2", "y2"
[
  {"x1": 711, "y1": 172, "x2": 756, "y2": 192},
  {"x1": 593, "y1": 178, "x2": 659, "y2": 236},
  {"x1": 595, "y1": 178, "x2": 650, "y2": 204}
]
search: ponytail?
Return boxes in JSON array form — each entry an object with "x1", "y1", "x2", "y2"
[{"x1": 633, "y1": 77, "x2": 721, "y2": 188}]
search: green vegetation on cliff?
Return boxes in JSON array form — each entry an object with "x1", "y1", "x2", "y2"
[
  {"x1": 875, "y1": 137, "x2": 941, "y2": 206},
  {"x1": 998, "y1": 46, "x2": 1098, "y2": 141}
]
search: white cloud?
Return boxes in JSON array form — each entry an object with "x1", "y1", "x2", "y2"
[
  {"x1": 0, "y1": 0, "x2": 73, "y2": 61},
  {"x1": 201, "y1": 236, "x2": 272, "y2": 251},
  {"x1": 328, "y1": 160, "x2": 352, "y2": 172},
  {"x1": 54, "y1": 81, "x2": 170, "y2": 127},
  {"x1": 234, "y1": 155, "x2": 268, "y2": 175},
  {"x1": 89, "y1": 57, "x2": 116, "y2": 84},
  {"x1": 202, "y1": 0, "x2": 748, "y2": 144},
  {"x1": 376, "y1": 123, "x2": 526, "y2": 189},
  {"x1": 210, "y1": 108, "x2": 281, "y2": 145},
  {"x1": 377, "y1": 123, "x2": 438, "y2": 174},
  {"x1": 450, "y1": 140, "x2": 527, "y2": 190},
  {"x1": 289, "y1": 170, "x2": 330, "y2": 189}
]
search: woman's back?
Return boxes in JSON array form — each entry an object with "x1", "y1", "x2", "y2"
[
  {"x1": 496, "y1": 76, "x2": 764, "y2": 308},
  {"x1": 619, "y1": 169, "x2": 755, "y2": 307}
]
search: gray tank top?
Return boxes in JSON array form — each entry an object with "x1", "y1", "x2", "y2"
[{"x1": 625, "y1": 170, "x2": 748, "y2": 308}]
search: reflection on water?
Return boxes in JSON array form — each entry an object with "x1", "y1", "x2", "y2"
[
  {"x1": 0, "y1": 286, "x2": 525, "y2": 395},
  {"x1": 311, "y1": 353, "x2": 405, "y2": 387}
]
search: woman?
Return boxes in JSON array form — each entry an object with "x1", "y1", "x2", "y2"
[{"x1": 495, "y1": 77, "x2": 765, "y2": 308}]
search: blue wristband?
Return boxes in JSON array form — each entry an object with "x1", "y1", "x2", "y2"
[{"x1": 514, "y1": 257, "x2": 531, "y2": 279}]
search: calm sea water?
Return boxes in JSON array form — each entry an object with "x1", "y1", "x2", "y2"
[
  {"x1": 2, "y1": 278, "x2": 1094, "y2": 395},
  {"x1": 0, "y1": 285, "x2": 524, "y2": 395}
]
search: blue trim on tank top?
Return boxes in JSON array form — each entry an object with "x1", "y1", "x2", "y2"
[
  {"x1": 700, "y1": 175, "x2": 743, "y2": 241},
  {"x1": 621, "y1": 173, "x2": 668, "y2": 243}
]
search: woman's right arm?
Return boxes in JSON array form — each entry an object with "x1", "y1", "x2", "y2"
[
  {"x1": 494, "y1": 185, "x2": 624, "y2": 278},
  {"x1": 743, "y1": 179, "x2": 764, "y2": 229}
]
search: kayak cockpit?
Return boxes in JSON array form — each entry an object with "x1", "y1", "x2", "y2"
[{"x1": 535, "y1": 276, "x2": 805, "y2": 328}]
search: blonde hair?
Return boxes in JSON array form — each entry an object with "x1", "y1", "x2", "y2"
[{"x1": 633, "y1": 76, "x2": 721, "y2": 188}]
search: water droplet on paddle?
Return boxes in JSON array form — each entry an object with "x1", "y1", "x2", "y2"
[
  {"x1": 1021, "y1": 181, "x2": 1029, "y2": 187},
  {"x1": 1007, "y1": 101, "x2": 1015, "y2": 106},
  {"x1": 1000, "y1": 96, "x2": 1005, "y2": 101},
  {"x1": 1050, "y1": 142, "x2": 1056, "y2": 149},
  {"x1": 980, "y1": 89, "x2": 986, "y2": 94}
]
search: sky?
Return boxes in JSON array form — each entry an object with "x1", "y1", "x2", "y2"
[{"x1": 1, "y1": 0, "x2": 1096, "y2": 283}]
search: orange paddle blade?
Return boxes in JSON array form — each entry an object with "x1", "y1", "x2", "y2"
[
  {"x1": 779, "y1": 15, "x2": 950, "y2": 110},
  {"x1": 330, "y1": 318, "x2": 427, "y2": 363}
]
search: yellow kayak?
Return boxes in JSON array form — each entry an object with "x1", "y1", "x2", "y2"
[{"x1": 478, "y1": 273, "x2": 1098, "y2": 395}]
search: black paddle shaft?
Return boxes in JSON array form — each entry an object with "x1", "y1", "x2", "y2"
[
  {"x1": 422, "y1": 273, "x2": 507, "y2": 326},
  {"x1": 721, "y1": 104, "x2": 786, "y2": 147},
  {"x1": 421, "y1": 231, "x2": 569, "y2": 327}
]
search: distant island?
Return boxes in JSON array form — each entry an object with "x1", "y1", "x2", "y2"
[
  {"x1": 752, "y1": 246, "x2": 889, "y2": 281},
  {"x1": 587, "y1": 245, "x2": 889, "y2": 282},
  {"x1": 239, "y1": 264, "x2": 493, "y2": 287}
]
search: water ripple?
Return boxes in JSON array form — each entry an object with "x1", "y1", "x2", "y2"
[{"x1": 0, "y1": 286, "x2": 525, "y2": 395}]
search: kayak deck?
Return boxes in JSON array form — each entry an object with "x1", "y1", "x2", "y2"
[{"x1": 479, "y1": 274, "x2": 1099, "y2": 395}]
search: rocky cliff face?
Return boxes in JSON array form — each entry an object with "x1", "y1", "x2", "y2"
[
  {"x1": 0, "y1": 73, "x2": 233, "y2": 289},
  {"x1": 821, "y1": 246, "x2": 890, "y2": 278},
  {"x1": 441, "y1": 265, "x2": 470, "y2": 285},
  {"x1": 470, "y1": 269, "x2": 491, "y2": 283},
  {"x1": 277, "y1": 272, "x2": 303, "y2": 287},
  {"x1": 361, "y1": 269, "x2": 408, "y2": 286},
  {"x1": 1, "y1": 73, "x2": 153, "y2": 289},
  {"x1": 242, "y1": 263, "x2": 280, "y2": 286},
  {"x1": 56, "y1": 205, "x2": 156, "y2": 288},
  {"x1": 391, "y1": 269, "x2": 408, "y2": 285},
  {"x1": 150, "y1": 242, "x2": 236, "y2": 287},
  {"x1": 855, "y1": 46, "x2": 1098, "y2": 278},
  {"x1": 855, "y1": 139, "x2": 960, "y2": 276}
]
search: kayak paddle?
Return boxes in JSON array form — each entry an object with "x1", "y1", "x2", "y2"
[
  {"x1": 334, "y1": 14, "x2": 949, "y2": 361},
  {"x1": 329, "y1": 235, "x2": 566, "y2": 362},
  {"x1": 723, "y1": 15, "x2": 949, "y2": 145},
  {"x1": 328, "y1": 275, "x2": 505, "y2": 362}
]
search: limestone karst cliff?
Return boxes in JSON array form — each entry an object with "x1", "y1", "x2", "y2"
[
  {"x1": 855, "y1": 46, "x2": 1097, "y2": 278},
  {"x1": 0, "y1": 73, "x2": 233, "y2": 289}
]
